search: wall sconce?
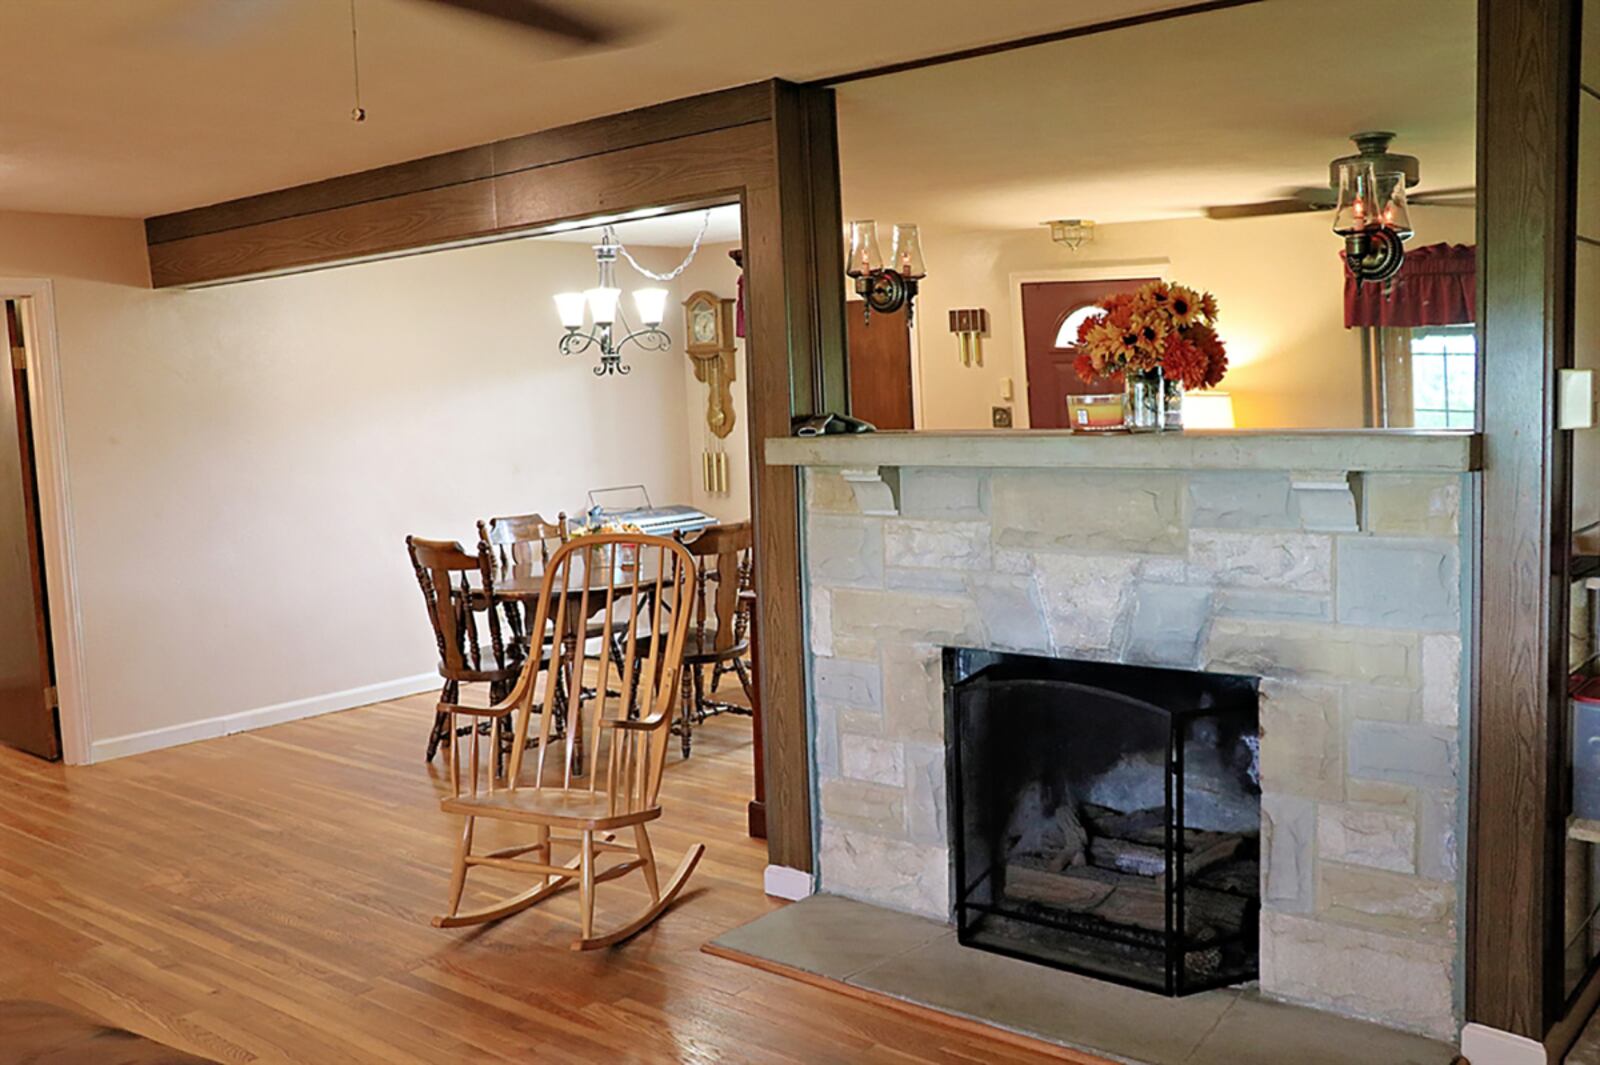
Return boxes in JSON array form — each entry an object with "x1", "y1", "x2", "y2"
[
  {"x1": 845, "y1": 220, "x2": 926, "y2": 325},
  {"x1": 948, "y1": 308, "x2": 990, "y2": 367},
  {"x1": 1332, "y1": 133, "x2": 1415, "y2": 285},
  {"x1": 1046, "y1": 219, "x2": 1096, "y2": 251}
]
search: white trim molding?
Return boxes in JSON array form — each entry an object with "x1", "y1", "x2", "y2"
[
  {"x1": 0, "y1": 279, "x2": 91, "y2": 764},
  {"x1": 90, "y1": 673, "x2": 438, "y2": 762},
  {"x1": 1460, "y1": 1023, "x2": 1547, "y2": 1065},
  {"x1": 763, "y1": 864, "x2": 814, "y2": 901}
]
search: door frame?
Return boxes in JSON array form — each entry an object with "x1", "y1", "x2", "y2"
[
  {"x1": 0, "y1": 279, "x2": 89, "y2": 764},
  {"x1": 1006, "y1": 261, "x2": 1169, "y2": 429}
]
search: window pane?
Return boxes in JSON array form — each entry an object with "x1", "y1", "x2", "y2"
[
  {"x1": 1411, "y1": 334, "x2": 1450, "y2": 355},
  {"x1": 1443, "y1": 332, "x2": 1477, "y2": 355},
  {"x1": 1414, "y1": 409, "x2": 1449, "y2": 429},
  {"x1": 1445, "y1": 409, "x2": 1475, "y2": 429},
  {"x1": 1055, "y1": 306, "x2": 1105, "y2": 349},
  {"x1": 1446, "y1": 353, "x2": 1476, "y2": 412},
  {"x1": 1413, "y1": 354, "x2": 1447, "y2": 410}
]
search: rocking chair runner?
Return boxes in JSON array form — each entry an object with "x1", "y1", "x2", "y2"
[{"x1": 430, "y1": 532, "x2": 704, "y2": 949}]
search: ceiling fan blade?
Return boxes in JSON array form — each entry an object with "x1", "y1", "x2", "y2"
[
  {"x1": 415, "y1": 0, "x2": 615, "y2": 43},
  {"x1": 1409, "y1": 186, "x2": 1477, "y2": 207},
  {"x1": 1203, "y1": 199, "x2": 1323, "y2": 221}
]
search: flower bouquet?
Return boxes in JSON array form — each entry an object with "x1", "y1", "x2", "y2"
[
  {"x1": 1073, "y1": 281, "x2": 1228, "y2": 431},
  {"x1": 568, "y1": 521, "x2": 646, "y2": 572}
]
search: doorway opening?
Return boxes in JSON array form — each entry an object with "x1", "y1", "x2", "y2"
[
  {"x1": 0, "y1": 297, "x2": 59, "y2": 761},
  {"x1": 1015, "y1": 273, "x2": 1161, "y2": 430}
]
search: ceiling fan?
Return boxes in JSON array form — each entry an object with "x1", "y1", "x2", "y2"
[
  {"x1": 410, "y1": 0, "x2": 616, "y2": 43},
  {"x1": 1204, "y1": 132, "x2": 1474, "y2": 221},
  {"x1": 158, "y1": 0, "x2": 619, "y2": 48}
]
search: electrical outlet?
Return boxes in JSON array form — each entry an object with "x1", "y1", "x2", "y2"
[{"x1": 992, "y1": 406, "x2": 1013, "y2": 428}]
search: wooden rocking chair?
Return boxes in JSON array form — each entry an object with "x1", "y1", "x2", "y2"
[{"x1": 430, "y1": 531, "x2": 704, "y2": 950}]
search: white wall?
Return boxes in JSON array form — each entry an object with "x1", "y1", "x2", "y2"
[
  {"x1": 675, "y1": 240, "x2": 751, "y2": 523},
  {"x1": 0, "y1": 210, "x2": 694, "y2": 758},
  {"x1": 906, "y1": 207, "x2": 1477, "y2": 430}
]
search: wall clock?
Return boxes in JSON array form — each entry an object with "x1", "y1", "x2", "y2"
[{"x1": 683, "y1": 290, "x2": 737, "y2": 440}]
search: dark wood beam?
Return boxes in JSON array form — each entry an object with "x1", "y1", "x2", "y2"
[
  {"x1": 808, "y1": 0, "x2": 1265, "y2": 87},
  {"x1": 144, "y1": 83, "x2": 771, "y2": 249},
  {"x1": 1469, "y1": 0, "x2": 1579, "y2": 1038}
]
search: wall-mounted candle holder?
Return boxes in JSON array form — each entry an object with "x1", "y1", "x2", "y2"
[{"x1": 949, "y1": 308, "x2": 990, "y2": 368}]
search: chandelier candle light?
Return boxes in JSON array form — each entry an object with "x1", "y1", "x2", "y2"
[{"x1": 1072, "y1": 281, "x2": 1229, "y2": 432}]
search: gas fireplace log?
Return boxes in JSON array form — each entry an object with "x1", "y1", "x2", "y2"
[{"x1": 1004, "y1": 861, "x2": 1249, "y2": 941}]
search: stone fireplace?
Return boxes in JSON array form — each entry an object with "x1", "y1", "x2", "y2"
[{"x1": 769, "y1": 430, "x2": 1474, "y2": 1041}]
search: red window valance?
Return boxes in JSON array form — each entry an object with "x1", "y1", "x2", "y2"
[{"x1": 1344, "y1": 242, "x2": 1476, "y2": 329}]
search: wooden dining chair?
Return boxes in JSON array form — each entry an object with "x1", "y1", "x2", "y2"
[
  {"x1": 709, "y1": 540, "x2": 756, "y2": 700},
  {"x1": 431, "y1": 532, "x2": 704, "y2": 949},
  {"x1": 406, "y1": 536, "x2": 522, "y2": 765},
  {"x1": 675, "y1": 521, "x2": 755, "y2": 758},
  {"x1": 477, "y1": 512, "x2": 566, "y2": 650}
]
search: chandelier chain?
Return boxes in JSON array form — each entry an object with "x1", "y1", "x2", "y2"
[{"x1": 614, "y1": 209, "x2": 713, "y2": 281}]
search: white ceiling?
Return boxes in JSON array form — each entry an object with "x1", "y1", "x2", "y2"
[
  {"x1": 535, "y1": 203, "x2": 743, "y2": 247},
  {"x1": 0, "y1": 0, "x2": 1211, "y2": 218},
  {"x1": 838, "y1": 0, "x2": 1477, "y2": 231}
]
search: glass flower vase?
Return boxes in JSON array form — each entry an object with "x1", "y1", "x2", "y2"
[
  {"x1": 1124, "y1": 368, "x2": 1165, "y2": 432},
  {"x1": 1164, "y1": 377, "x2": 1184, "y2": 431}
]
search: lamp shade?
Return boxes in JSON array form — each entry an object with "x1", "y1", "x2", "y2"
[
  {"x1": 846, "y1": 220, "x2": 883, "y2": 277},
  {"x1": 585, "y1": 286, "x2": 622, "y2": 326},
  {"x1": 1183, "y1": 391, "x2": 1236, "y2": 430},
  {"x1": 891, "y1": 224, "x2": 926, "y2": 279},
  {"x1": 633, "y1": 288, "x2": 669, "y2": 327},
  {"x1": 1378, "y1": 172, "x2": 1413, "y2": 239},
  {"x1": 1332, "y1": 160, "x2": 1381, "y2": 235},
  {"x1": 554, "y1": 291, "x2": 587, "y2": 329}
]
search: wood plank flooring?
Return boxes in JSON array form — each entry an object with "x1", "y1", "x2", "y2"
[{"x1": 0, "y1": 694, "x2": 1069, "y2": 1064}]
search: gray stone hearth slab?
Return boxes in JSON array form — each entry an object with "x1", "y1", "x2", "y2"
[
  {"x1": 708, "y1": 895, "x2": 1458, "y2": 1065},
  {"x1": 1187, "y1": 992, "x2": 1457, "y2": 1065},
  {"x1": 707, "y1": 892, "x2": 946, "y2": 981}
]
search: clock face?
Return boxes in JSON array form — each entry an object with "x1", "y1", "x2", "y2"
[{"x1": 692, "y1": 306, "x2": 718, "y2": 344}]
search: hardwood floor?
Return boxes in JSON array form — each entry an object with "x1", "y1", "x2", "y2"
[{"x1": 0, "y1": 694, "x2": 1068, "y2": 1064}]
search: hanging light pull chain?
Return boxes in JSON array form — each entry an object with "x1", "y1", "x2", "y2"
[{"x1": 349, "y1": 0, "x2": 367, "y2": 122}]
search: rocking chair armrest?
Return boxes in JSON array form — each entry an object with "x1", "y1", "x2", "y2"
[{"x1": 435, "y1": 696, "x2": 516, "y2": 718}]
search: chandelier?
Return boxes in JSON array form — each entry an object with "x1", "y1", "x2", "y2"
[{"x1": 554, "y1": 210, "x2": 712, "y2": 376}]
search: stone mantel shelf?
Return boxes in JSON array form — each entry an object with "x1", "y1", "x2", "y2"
[{"x1": 766, "y1": 429, "x2": 1481, "y2": 474}]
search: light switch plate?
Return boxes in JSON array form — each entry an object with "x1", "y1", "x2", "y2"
[
  {"x1": 1000, "y1": 376, "x2": 1014, "y2": 401},
  {"x1": 1560, "y1": 368, "x2": 1595, "y2": 430}
]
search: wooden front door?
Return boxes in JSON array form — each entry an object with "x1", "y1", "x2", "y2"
[
  {"x1": 1021, "y1": 277, "x2": 1158, "y2": 429},
  {"x1": 846, "y1": 301, "x2": 914, "y2": 430},
  {"x1": 0, "y1": 301, "x2": 57, "y2": 759}
]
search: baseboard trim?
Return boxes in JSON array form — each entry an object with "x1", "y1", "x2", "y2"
[
  {"x1": 88, "y1": 673, "x2": 437, "y2": 762},
  {"x1": 763, "y1": 864, "x2": 814, "y2": 901},
  {"x1": 1461, "y1": 1022, "x2": 1546, "y2": 1065}
]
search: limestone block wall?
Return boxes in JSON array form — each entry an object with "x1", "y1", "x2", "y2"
[{"x1": 803, "y1": 464, "x2": 1470, "y2": 1040}]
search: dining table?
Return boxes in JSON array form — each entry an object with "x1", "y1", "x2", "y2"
[{"x1": 486, "y1": 544, "x2": 667, "y2": 773}]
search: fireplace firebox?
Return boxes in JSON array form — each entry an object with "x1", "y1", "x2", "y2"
[{"x1": 944, "y1": 648, "x2": 1261, "y2": 996}]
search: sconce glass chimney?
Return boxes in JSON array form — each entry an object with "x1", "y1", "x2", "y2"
[
  {"x1": 1332, "y1": 160, "x2": 1382, "y2": 235},
  {"x1": 891, "y1": 224, "x2": 926, "y2": 279},
  {"x1": 846, "y1": 220, "x2": 883, "y2": 277}
]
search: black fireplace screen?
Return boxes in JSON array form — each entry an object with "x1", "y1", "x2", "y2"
[{"x1": 944, "y1": 648, "x2": 1261, "y2": 996}]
